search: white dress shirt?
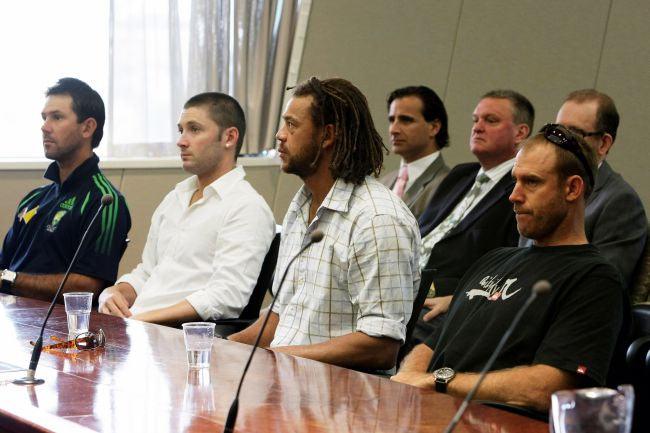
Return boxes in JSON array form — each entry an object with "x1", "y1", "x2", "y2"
[{"x1": 118, "y1": 166, "x2": 275, "y2": 320}]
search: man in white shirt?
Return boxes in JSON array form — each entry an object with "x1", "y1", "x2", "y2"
[
  {"x1": 98, "y1": 93, "x2": 275, "y2": 326},
  {"x1": 412, "y1": 90, "x2": 534, "y2": 344},
  {"x1": 380, "y1": 86, "x2": 450, "y2": 219}
]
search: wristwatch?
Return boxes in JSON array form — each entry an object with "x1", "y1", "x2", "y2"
[
  {"x1": 433, "y1": 367, "x2": 456, "y2": 393},
  {"x1": 1, "y1": 269, "x2": 17, "y2": 288}
]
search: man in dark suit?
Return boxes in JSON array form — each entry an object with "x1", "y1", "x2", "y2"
[
  {"x1": 412, "y1": 90, "x2": 534, "y2": 344},
  {"x1": 380, "y1": 86, "x2": 450, "y2": 219},
  {"x1": 554, "y1": 90, "x2": 647, "y2": 288}
]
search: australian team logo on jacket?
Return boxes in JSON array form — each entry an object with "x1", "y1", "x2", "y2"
[
  {"x1": 466, "y1": 275, "x2": 522, "y2": 302},
  {"x1": 46, "y1": 197, "x2": 77, "y2": 233}
]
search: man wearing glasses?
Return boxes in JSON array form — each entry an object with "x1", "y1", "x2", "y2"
[
  {"x1": 392, "y1": 125, "x2": 625, "y2": 412},
  {"x1": 554, "y1": 90, "x2": 647, "y2": 288}
]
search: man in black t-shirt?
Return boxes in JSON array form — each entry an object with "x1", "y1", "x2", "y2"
[
  {"x1": 391, "y1": 124, "x2": 625, "y2": 412},
  {"x1": 0, "y1": 78, "x2": 131, "y2": 302}
]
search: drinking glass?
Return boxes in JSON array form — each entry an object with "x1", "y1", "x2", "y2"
[
  {"x1": 63, "y1": 292, "x2": 93, "y2": 339},
  {"x1": 182, "y1": 322, "x2": 216, "y2": 368},
  {"x1": 550, "y1": 385, "x2": 634, "y2": 433}
]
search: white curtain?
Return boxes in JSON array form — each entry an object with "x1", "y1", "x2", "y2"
[{"x1": 108, "y1": 0, "x2": 301, "y2": 158}]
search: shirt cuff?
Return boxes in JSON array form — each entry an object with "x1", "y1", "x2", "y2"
[
  {"x1": 356, "y1": 316, "x2": 406, "y2": 343},
  {"x1": 116, "y1": 274, "x2": 145, "y2": 295},
  {"x1": 185, "y1": 291, "x2": 235, "y2": 321}
]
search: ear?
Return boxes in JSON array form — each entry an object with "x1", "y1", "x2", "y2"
[
  {"x1": 81, "y1": 118, "x2": 97, "y2": 140},
  {"x1": 564, "y1": 174, "x2": 584, "y2": 203},
  {"x1": 321, "y1": 124, "x2": 336, "y2": 150},
  {"x1": 223, "y1": 127, "x2": 240, "y2": 150},
  {"x1": 428, "y1": 119, "x2": 442, "y2": 140},
  {"x1": 597, "y1": 133, "x2": 614, "y2": 159},
  {"x1": 513, "y1": 123, "x2": 530, "y2": 145}
]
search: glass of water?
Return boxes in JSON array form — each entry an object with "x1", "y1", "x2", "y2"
[
  {"x1": 182, "y1": 322, "x2": 216, "y2": 368},
  {"x1": 63, "y1": 292, "x2": 93, "y2": 339}
]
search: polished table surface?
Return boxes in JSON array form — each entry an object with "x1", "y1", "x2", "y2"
[{"x1": 0, "y1": 294, "x2": 549, "y2": 433}]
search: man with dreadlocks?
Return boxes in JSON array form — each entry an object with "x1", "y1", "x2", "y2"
[{"x1": 230, "y1": 77, "x2": 421, "y2": 371}]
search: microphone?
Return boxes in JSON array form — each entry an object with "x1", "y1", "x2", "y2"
[
  {"x1": 441, "y1": 279, "x2": 552, "y2": 433},
  {"x1": 13, "y1": 194, "x2": 114, "y2": 386},
  {"x1": 223, "y1": 229, "x2": 324, "y2": 433}
]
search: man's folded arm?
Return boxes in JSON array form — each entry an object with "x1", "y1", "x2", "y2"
[
  {"x1": 13, "y1": 272, "x2": 104, "y2": 302},
  {"x1": 184, "y1": 198, "x2": 275, "y2": 321},
  {"x1": 273, "y1": 331, "x2": 401, "y2": 371}
]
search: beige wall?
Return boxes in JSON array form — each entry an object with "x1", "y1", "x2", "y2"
[
  {"x1": 1, "y1": 0, "x2": 647, "y2": 279},
  {"x1": 298, "y1": 0, "x2": 649, "y2": 210}
]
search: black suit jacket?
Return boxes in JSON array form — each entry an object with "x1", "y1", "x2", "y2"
[{"x1": 419, "y1": 162, "x2": 519, "y2": 297}]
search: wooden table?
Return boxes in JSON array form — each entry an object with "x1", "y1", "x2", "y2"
[{"x1": 0, "y1": 294, "x2": 549, "y2": 433}]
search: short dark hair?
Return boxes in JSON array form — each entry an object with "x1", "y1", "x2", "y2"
[
  {"x1": 564, "y1": 89, "x2": 620, "y2": 142},
  {"x1": 386, "y1": 86, "x2": 449, "y2": 148},
  {"x1": 184, "y1": 92, "x2": 247, "y2": 155},
  {"x1": 482, "y1": 89, "x2": 535, "y2": 136},
  {"x1": 291, "y1": 77, "x2": 386, "y2": 184},
  {"x1": 524, "y1": 130, "x2": 598, "y2": 199},
  {"x1": 46, "y1": 78, "x2": 105, "y2": 148}
]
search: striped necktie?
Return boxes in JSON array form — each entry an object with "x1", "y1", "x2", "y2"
[{"x1": 419, "y1": 172, "x2": 491, "y2": 271}]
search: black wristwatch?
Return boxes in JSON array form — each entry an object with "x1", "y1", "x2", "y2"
[{"x1": 433, "y1": 367, "x2": 456, "y2": 393}]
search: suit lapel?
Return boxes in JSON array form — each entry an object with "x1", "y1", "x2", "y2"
[
  {"x1": 447, "y1": 173, "x2": 514, "y2": 236},
  {"x1": 404, "y1": 155, "x2": 445, "y2": 205},
  {"x1": 429, "y1": 167, "x2": 477, "y2": 228},
  {"x1": 586, "y1": 161, "x2": 611, "y2": 206}
]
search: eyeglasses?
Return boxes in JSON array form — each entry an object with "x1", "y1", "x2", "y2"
[
  {"x1": 565, "y1": 125, "x2": 605, "y2": 138},
  {"x1": 540, "y1": 123, "x2": 595, "y2": 188},
  {"x1": 30, "y1": 329, "x2": 106, "y2": 351}
]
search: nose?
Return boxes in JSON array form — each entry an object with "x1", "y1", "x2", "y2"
[
  {"x1": 388, "y1": 120, "x2": 399, "y2": 136},
  {"x1": 472, "y1": 118, "x2": 484, "y2": 133},
  {"x1": 41, "y1": 118, "x2": 51, "y2": 134},
  {"x1": 509, "y1": 181, "x2": 524, "y2": 204},
  {"x1": 177, "y1": 132, "x2": 188, "y2": 148},
  {"x1": 275, "y1": 125, "x2": 287, "y2": 143}
]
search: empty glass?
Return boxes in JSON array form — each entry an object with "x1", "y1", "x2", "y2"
[{"x1": 550, "y1": 385, "x2": 634, "y2": 433}]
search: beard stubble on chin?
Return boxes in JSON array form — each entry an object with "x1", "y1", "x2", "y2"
[{"x1": 284, "y1": 136, "x2": 322, "y2": 178}]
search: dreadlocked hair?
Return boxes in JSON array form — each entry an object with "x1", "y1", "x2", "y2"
[{"x1": 291, "y1": 77, "x2": 387, "y2": 184}]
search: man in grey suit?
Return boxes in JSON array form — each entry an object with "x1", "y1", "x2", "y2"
[
  {"x1": 380, "y1": 86, "x2": 450, "y2": 219},
  {"x1": 555, "y1": 89, "x2": 647, "y2": 288}
]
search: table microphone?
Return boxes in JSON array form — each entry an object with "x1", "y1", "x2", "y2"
[
  {"x1": 441, "y1": 279, "x2": 552, "y2": 433},
  {"x1": 13, "y1": 194, "x2": 114, "y2": 386},
  {"x1": 223, "y1": 229, "x2": 324, "y2": 433}
]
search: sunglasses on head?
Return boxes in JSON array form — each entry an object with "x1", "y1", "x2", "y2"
[
  {"x1": 539, "y1": 123, "x2": 595, "y2": 188},
  {"x1": 565, "y1": 125, "x2": 605, "y2": 139},
  {"x1": 30, "y1": 329, "x2": 106, "y2": 351}
]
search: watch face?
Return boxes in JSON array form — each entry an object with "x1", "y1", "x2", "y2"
[{"x1": 435, "y1": 367, "x2": 455, "y2": 381}]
